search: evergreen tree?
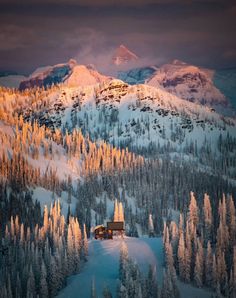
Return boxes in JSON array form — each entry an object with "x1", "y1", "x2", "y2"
[
  {"x1": 203, "y1": 193, "x2": 212, "y2": 245},
  {"x1": 188, "y1": 192, "x2": 199, "y2": 237},
  {"x1": 40, "y1": 261, "x2": 49, "y2": 298},
  {"x1": 205, "y1": 241, "x2": 213, "y2": 287},
  {"x1": 145, "y1": 265, "x2": 158, "y2": 298},
  {"x1": 26, "y1": 266, "x2": 36, "y2": 298},
  {"x1": 114, "y1": 199, "x2": 119, "y2": 222},
  {"x1": 161, "y1": 268, "x2": 174, "y2": 298},
  {"x1": 83, "y1": 223, "x2": 88, "y2": 257},
  {"x1": 103, "y1": 285, "x2": 112, "y2": 298},
  {"x1": 118, "y1": 202, "x2": 125, "y2": 222},
  {"x1": 148, "y1": 214, "x2": 154, "y2": 237},
  {"x1": 194, "y1": 252, "x2": 203, "y2": 287},
  {"x1": 177, "y1": 230, "x2": 186, "y2": 280}
]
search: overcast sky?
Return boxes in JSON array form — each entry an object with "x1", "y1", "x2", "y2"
[{"x1": 0, "y1": 0, "x2": 236, "y2": 75}]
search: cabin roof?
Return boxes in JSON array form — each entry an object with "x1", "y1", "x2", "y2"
[
  {"x1": 107, "y1": 221, "x2": 124, "y2": 230},
  {"x1": 94, "y1": 224, "x2": 105, "y2": 231}
]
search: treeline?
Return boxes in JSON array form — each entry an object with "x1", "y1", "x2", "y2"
[
  {"x1": 75, "y1": 154, "x2": 236, "y2": 237},
  {"x1": 0, "y1": 116, "x2": 143, "y2": 180},
  {"x1": 163, "y1": 192, "x2": 236, "y2": 297},
  {"x1": 0, "y1": 195, "x2": 88, "y2": 298}
]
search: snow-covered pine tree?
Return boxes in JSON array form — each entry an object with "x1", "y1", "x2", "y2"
[
  {"x1": 26, "y1": 266, "x2": 36, "y2": 298},
  {"x1": 203, "y1": 193, "x2": 212, "y2": 245},
  {"x1": 228, "y1": 196, "x2": 236, "y2": 249},
  {"x1": 39, "y1": 261, "x2": 49, "y2": 298},
  {"x1": 148, "y1": 214, "x2": 154, "y2": 237},
  {"x1": 83, "y1": 223, "x2": 88, "y2": 257},
  {"x1": 67, "y1": 222, "x2": 75, "y2": 273},
  {"x1": 114, "y1": 199, "x2": 119, "y2": 222},
  {"x1": 118, "y1": 202, "x2": 124, "y2": 222},
  {"x1": 145, "y1": 265, "x2": 158, "y2": 298},
  {"x1": 188, "y1": 192, "x2": 199, "y2": 237},
  {"x1": 161, "y1": 268, "x2": 174, "y2": 298},
  {"x1": 205, "y1": 241, "x2": 213, "y2": 287},
  {"x1": 117, "y1": 284, "x2": 128, "y2": 298},
  {"x1": 194, "y1": 251, "x2": 203, "y2": 287},
  {"x1": 177, "y1": 230, "x2": 185, "y2": 280},
  {"x1": 102, "y1": 285, "x2": 112, "y2": 298}
]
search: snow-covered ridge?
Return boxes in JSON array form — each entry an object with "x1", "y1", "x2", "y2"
[
  {"x1": 64, "y1": 65, "x2": 111, "y2": 87},
  {"x1": 146, "y1": 60, "x2": 230, "y2": 111},
  {"x1": 4, "y1": 79, "x2": 235, "y2": 153},
  {"x1": 19, "y1": 59, "x2": 111, "y2": 90},
  {"x1": 2, "y1": 55, "x2": 235, "y2": 118}
]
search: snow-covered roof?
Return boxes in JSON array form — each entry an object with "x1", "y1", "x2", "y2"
[{"x1": 94, "y1": 224, "x2": 105, "y2": 231}]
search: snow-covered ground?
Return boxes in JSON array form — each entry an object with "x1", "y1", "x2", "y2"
[
  {"x1": 57, "y1": 237, "x2": 212, "y2": 298},
  {"x1": 31, "y1": 187, "x2": 77, "y2": 216}
]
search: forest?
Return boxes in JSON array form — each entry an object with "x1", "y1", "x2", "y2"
[{"x1": 0, "y1": 84, "x2": 235, "y2": 297}]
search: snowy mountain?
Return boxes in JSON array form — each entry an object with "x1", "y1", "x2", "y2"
[
  {"x1": 64, "y1": 64, "x2": 111, "y2": 87},
  {"x1": 12, "y1": 78, "x2": 236, "y2": 155},
  {"x1": 146, "y1": 60, "x2": 231, "y2": 113},
  {"x1": 19, "y1": 59, "x2": 76, "y2": 90},
  {"x1": 112, "y1": 45, "x2": 139, "y2": 66},
  {"x1": 116, "y1": 60, "x2": 235, "y2": 116},
  {"x1": 19, "y1": 59, "x2": 110, "y2": 90}
]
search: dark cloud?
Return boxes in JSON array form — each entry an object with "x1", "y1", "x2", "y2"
[
  {"x1": 0, "y1": 0, "x2": 232, "y2": 5},
  {"x1": 0, "y1": 0, "x2": 235, "y2": 74}
]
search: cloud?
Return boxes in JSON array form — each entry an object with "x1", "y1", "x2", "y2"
[
  {"x1": 0, "y1": 25, "x2": 35, "y2": 50},
  {"x1": 67, "y1": 28, "x2": 158, "y2": 76},
  {"x1": 0, "y1": 0, "x2": 235, "y2": 73},
  {"x1": 223, "y1": 50, "x2": 236, "y2": 60},
  {"x1": 0, "y1": 0, "x2": 232, "y2": 7}
]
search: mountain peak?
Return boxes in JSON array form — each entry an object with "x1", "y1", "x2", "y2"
[{"x1": 112, "y1": 44, "x2": 138, "y2": 66}]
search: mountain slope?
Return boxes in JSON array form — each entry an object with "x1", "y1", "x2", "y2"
[
  {"x1": 64, "y1": 64, "x2": 111, "y2": 87},
  {"x1": 19, "y1": 60, "x2": 110, "y2": 90},
  {"x1": 7, "y1": 78, "x2": 235, "y2": 155},
  {"x1": 19, "y1": 60, "x2": 76, "y2": 90},
  {"x1": 146, "y1": 60, "x2": 230, "y2": 112},
  {"x1": 118, "y1": 66, "x2": 157, "y2": 85}
]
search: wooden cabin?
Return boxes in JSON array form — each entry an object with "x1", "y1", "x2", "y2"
[
  {"x1": 94, "y1": 221, "x2": 124, "y2": 240},
  {"x1": 107, "y1": 221, "x2": 124, "y2": 238},
  {"x1": 94, "y1": 225, "x2": 113, "y2": 240}
]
